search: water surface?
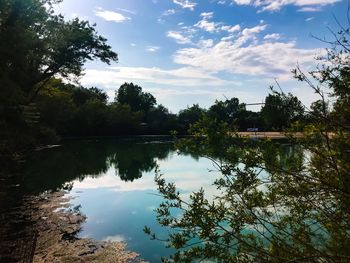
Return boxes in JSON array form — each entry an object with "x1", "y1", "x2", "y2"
[{"x1": 24, "y1": 138, "x2": 220, "y2": 262}]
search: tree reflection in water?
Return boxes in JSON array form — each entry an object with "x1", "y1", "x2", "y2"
[{"x1": 24, "y1": 139, "x2": 174, "y2": 194}]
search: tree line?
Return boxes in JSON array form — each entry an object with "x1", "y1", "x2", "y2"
[{"x1": 31, "y1": 79, "x2": 312, "y2": 139}]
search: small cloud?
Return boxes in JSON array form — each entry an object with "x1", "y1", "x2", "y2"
[
  {"x1": 221, "y1": 24, "x2": 241, "y2": 33},
  {"x1": 234, "y1": 0, "x2": 252, "y2": 5},
  {"x1": 131, "y1": 43, "x2": 136, "y2": 47},
  {"x1": 221, "y1": 35, "x2": 234, "y2": 41},
  {"x1": 178, "y1": 22, "x2": 184, "y2": 26},
  {"x1": 305, "y1": 17, "x2": 315, "y2": 21},
  {"x1": 173, "y1": 0, "x2": 197, "y2": 10},
  {"x1": 95, "y1": 7, "x2": 131, "y2": 23},
  {"x1": 195, "y1": 13, "x2": 220, "y2": 33},
  {"x1": 146, "y1": 46, "x2": 160, "y2": 52},
  {"x1": 163, "y1": 9, "x2": 176, "y2": 16},
  {"x1": 116, "y1": 7, "x2": 137, "y2": 15},
  {"x1": 264, "y1": 33, "x2": 281, "y2": 40},
  {"x1": 167, "y1": 31, "x2": 192, "y2": 44},
  {"x1": 298, "y1": 6, "x2": 322, "y2": 12},
  {"x1": 200, "y1": 12, "x2": 214, "y2": 19}
]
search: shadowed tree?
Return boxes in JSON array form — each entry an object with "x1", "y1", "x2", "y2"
[
  {"x1": 0, "y1": 0, "x2": 117, "y2": 153},
  {"x1": 115, "y1": 82, "x2": 156, "y2": 113},
  {"x1": 261, "y1": 92, "x2": 304, "y2": 131}
]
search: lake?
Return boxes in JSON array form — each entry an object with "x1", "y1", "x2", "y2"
[{"x1": 21, "y1": 138, "x2": 222, "y2": 262}]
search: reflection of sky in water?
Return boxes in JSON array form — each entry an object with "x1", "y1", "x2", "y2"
[{"x1": 68, "y1": 153, "x2": 220, "y2": 263}]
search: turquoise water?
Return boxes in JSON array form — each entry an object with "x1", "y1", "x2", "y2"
[{"x1": 24, "y1": 138, "x2": 220, "y2": 262}]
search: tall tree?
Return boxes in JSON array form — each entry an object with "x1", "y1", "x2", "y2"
[
  {"x1": 178, "y1": 104, "x2": 206, "y2": 133},
  {"x1": 115, "y1": 82, "x2": 156, "y2": 112},
  {"x1": 0, "y1": 0, "x2": 117, "y2": 153},
  {"x1": 261, "y1": 92, "x2": 304, "y2": 130}
]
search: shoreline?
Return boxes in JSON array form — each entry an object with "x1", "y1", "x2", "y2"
[
  {"x1": 33, "y1": 191, "x2": 146, "y2": 263},
  {"x1": 1, "y1": 191, "x2": 146, "y2": 263}
]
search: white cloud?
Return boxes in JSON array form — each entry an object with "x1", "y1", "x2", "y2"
[
  {"x1": 95, "y1": 7, "x2": 131, "y2": 23},
  {"x1": 198, "y1": 39, "x2": 214, "y2": 48},
  {"x1": 195, "y1": 12, "x2": 220, "y2": 33},
  {"x1": 146, "y1": 46, "x2": 160, "y2": 52},
  {"x1": 115, "y1": 8, "x2": 136, "y2": 15},
  {"x1": 173, "y1": 0, "x2": 197, "y2": 10},
  {"x1": 167, "y1": 31, "x2": 192, "y2": 44},
  {"x1": 235, "y1": 24, "x2": 267, "y2": 46},
  {"x1": 221, "y1": 24, "x2": 241, "y2": 33},
  {"x1": 200, "y1": 12, "x2": 214, "y2": 19},
  {"x1": 195, "y1": 20, "x2": 218, "y2": 33},
  {"x1": 230, "y1": 0, "x2": 340, "y2": 12},
  {"x1": 305, "y1": 17, "x2": 314, "y2": 21},
  {"x1": 163, "y1": 9, "x2": 176, "y2": 16},
  {"x1": 81, "y1": 66, "x2": 235, "y2": 89},
  {"x1": 298, "y1": 6, "x2": 322, "y2": 11},
  {"x1": 234, "y1": 0, "x2": 252, "y2": 4},
  {"x1": 195, "y1": 13, "x2": 241, "y2": 34},
  {"x1": 221, "y1": 35, "x2": 235, "y2": 41},
  {"x1": 264, "y1": 33, "x2": 281, "y2": 40},
  {"x1": 173, "y1": 24, "x2": 318, "y2": 78}
]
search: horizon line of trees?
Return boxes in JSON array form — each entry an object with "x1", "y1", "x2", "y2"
[{"x1": 31, "y1": 79, "x2": 314, "y2": 142}]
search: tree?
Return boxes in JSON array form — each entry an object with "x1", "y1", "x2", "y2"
[
  {"x1": 145, "y1": 20, "x2": 350, "y2": 263},
  {"x1": 178, "y1": 104, "x2": 206, "y2": 133},
  {"x1": 0, "y1": 0, "x2": 117, "y2": 153},
  {"x1": 106, "y1": 103, "x2": 142, "y2": 135},
  {"x1": 207, "y1": 98, "x2": 246, "y2": 126},
  {"x1": 72, "y1": 87, "x2": 108, "y2": 106},
  {"x1": 261, "y1": 91, "x2": 304, "y2": 131},
  {"x1": 115, "y1": 82, "x2": 156, "y2": 113}
]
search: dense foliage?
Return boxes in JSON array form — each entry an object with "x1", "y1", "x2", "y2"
[
  {"x1": 145, "y1": 21, "x2": 350, "y2": 263},
  {"x1": 0, "y1": 0, "x2": 117, "y2": 154}
]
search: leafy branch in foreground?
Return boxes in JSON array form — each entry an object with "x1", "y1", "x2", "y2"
[{"x1": 145, "y1": 18, "x2": 350, "y2": 263}]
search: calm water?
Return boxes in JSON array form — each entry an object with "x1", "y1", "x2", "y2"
[{"x1": 22, "y1": 138, "x2": 221, "y2": 262}]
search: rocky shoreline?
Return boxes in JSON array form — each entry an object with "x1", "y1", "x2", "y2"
[
  {"x1": 1, "y1": 190, "x2": 146, "y2": 263},
  {"x1": 33, "y1": 191, "x2": 146, "y2": 263}
]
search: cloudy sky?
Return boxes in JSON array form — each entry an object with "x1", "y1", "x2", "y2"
[{"x1": 56, "y1": 0, "x2": 346, "y2": 112}]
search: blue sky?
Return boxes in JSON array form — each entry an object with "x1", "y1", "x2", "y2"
[{"x1": 56, "y1": 0, "x2": 346, "y2": 112}]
